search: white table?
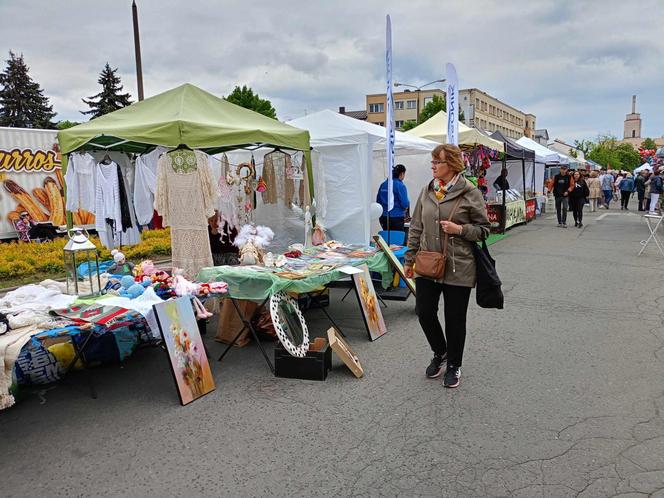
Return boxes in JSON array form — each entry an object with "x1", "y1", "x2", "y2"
[{"x1": 638, "y1": 214, "x2": 664, "y2": 256}]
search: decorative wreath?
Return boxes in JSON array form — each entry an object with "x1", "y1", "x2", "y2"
[{"x1": 269, "y1": 292, "x2": 309, "y2": 357}]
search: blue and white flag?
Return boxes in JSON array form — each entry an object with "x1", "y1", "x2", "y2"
[
  {"x1": 386, "y1": 14, "x2": 395, "y2": 211},
  {"x1": 446, "y1": 63, "x2": 458, "y2": 146}
]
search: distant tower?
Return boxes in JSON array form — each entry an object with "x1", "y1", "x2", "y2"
[{"x1": 624, "y1": 95, "x2": 642, "y2": 140}]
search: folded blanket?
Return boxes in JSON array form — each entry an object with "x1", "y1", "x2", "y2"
[{"x1": 0, "y1": 324, "x2": 44, "y2": 409}]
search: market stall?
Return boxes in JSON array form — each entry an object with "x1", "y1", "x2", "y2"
[
  {"x1": 516, "y1": 136, "x2": 566, "y2": 199},
  {"x1": 286, "y1": 110, "x2": 439, "y2": 245},
  {"x1": 483, "y1": 131, "x2": 538, "y2": 230},
  {"x1": 404, "y1": 111, "x2": 504, "y2": 152}
]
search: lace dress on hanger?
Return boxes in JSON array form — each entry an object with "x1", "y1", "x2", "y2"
[{"x1": 154, "y1": 150, "x2": 218, "y2": 278}]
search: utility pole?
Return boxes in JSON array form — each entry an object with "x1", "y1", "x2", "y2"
[{"x1": 132, "y1": 0, "x2": 144, "y2": 101}]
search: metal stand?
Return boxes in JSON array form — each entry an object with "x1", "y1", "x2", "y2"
[
  {"x1": 217, "y1": 297, "x2": 274, "y2": 373},
  {"x1": 63, "y1": 329, "x2": 98, "y2": 399},
  {"x1": 639, "y1": 214, "x2": 664, "y2": 256}
]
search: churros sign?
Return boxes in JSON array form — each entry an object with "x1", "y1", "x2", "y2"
[{"x1": 0, "y1": 147, "x2": 61, "y2": 173}]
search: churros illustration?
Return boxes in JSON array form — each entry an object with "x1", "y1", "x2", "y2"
[
  {"x1": 44, "y1": 177, "x2": 65, "y2": 225},
  {"x1": 55, "y1": 168, "x2": 64, "y2": 190},
  {"x1": 72, "y1": 211, "x2": 84, "y2": 225},
  {"x1": 3, "y1": 179, "x2": 48, "y2": 221},
  {"x1": 32, "y1": 187, "x2": 50, "y2": 211}
]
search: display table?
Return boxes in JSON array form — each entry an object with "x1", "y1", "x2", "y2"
[
  {"x1": 197, "y1": 251, "x2": 392, "y2": 300},
  {"x1": 487, "y1": 199, "x2": 527, "y2": 233}
]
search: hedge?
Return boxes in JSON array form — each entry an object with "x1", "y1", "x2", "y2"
[{"x1": 0, "y1": 228, "x2": 171, "y2": 281}]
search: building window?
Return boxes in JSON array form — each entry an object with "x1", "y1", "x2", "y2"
[
  {"x1": 632, "y1": 130, "x2": 636, "y2": 138},
  {"x1": 407, "y1": 100, "x2": 417, "y2": 109},
  {"x1": 394, "y1": 100, "x2": 404, "y2": 110},
  {"x1": 475, "y1": 98, "x2": 480, "y2": 109},
  {"x1": 369, "y1": 103, "x2": 385, "y2": 113},
  {"x1": 376, "y1": 121, "x2": 385, "y2": 126},
  {"x1": 423, "y1": 96, "x2": 433, "y2": 106},
  {"x1": 395, "y1": 120, "x2": 404, "y2": 128}
]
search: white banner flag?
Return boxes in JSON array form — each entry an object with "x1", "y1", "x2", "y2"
[
  {"x1": 446, "y1": 63, "x2": 459, "y2": 146},
  {"x1": 385, "y1": 14, "x2": 395, "y2": 212}
]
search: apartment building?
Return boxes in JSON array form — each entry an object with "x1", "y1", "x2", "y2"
[
  {"x1": 365, "y1": 89, "x2": 445, "y2": 129},
  {"x1": 459, "y1": 88, "x2": 536, "y2": 139}
]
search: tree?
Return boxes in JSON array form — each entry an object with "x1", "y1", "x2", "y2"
[
  {"x1": 0, "y1": 51, "x2": 56, "y2": 129},
  {"x1": 417, "y1": 94, "x2": 464, "y2": 125},
  {"x1": 56, "y1": 120, "x2": 79, "y2": 130},
  {"x1": 224, "y1": 85, "x2": 277, "y2": 119},
  {"x1": 586, "y1": 135, "x2": 641, "y2": 171},
  {"x1": 641, "y1": 137, "x2": 657, "y2": 150},
  {"x1": 81, "y1": 63, "x2": 132, "y2": 118},
  {"x1": 401, "y1": 120, "x2": 418, "y2": 131},
  {"x1": 568, "y1": 148, "x2": 578, "y2": 159},
  {"x1": 573, "y1": 139, "x2": 593, "y2": 156}
]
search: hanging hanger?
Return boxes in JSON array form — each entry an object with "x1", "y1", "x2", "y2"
[
  {"x1": 102, "y1": 153, "x2": 112, "y2": 164},
  {"x1": 173, "y1": 143, "x2": 192, "y2": 151}
]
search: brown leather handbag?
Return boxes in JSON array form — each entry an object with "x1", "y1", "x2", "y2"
[{"x1": 415, "y1": 196, "x2": 463, "y2": 279}]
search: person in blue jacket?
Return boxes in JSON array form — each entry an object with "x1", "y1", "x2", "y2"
[
  {"x1": 377, "y1": 164, "x2": 410, "y2": 232},
  {"x1": 619, "y1": 172, "x2": 636, "y2": 210}
]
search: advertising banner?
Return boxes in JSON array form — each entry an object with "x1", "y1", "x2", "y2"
[
  {"x1": 445, "y1": 63, "x2": 459, "y2": 146},
  {"x1": 385, "y1": 14, "x2": 395, "y2": 211}
]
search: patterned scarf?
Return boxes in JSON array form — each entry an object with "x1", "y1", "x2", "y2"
[{"x1": 433, "y1": 174, "x2": 460, "y2": 200}]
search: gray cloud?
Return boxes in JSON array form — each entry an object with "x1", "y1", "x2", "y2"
[{"x1": 0, "y1": 0, "x2": 662, "y2": 142}]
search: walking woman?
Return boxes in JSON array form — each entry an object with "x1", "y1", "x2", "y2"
[
  {"x1": 569, "y1": 171, "x2": 590, "y2": 228},
  {"x1": 404, "y1": 144, "x2": 490, "y2": 388},
  {"x1": 586, "y1": 170, "x2": 602, "y2": 212},
  {"x1": 619, "y1": 173, "x2": 635, "y2": 210}
]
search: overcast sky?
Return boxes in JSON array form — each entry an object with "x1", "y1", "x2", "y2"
[{"x1": 1, "y1": 0, "x2": 661, "y2": 143}]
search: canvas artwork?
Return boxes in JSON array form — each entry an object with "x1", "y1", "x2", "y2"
[
  {"x1": 373, "y1": 235, "x2": 416, "y2": 296},
  {"x1": 352, "y1": 264, "x2": 387, "y2": 341},
  {"x1": 153, "y1": 297, "x2": 215, "y2": 405}
]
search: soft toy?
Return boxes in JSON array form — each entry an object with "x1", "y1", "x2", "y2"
[
  {"x1": 134, "y1": 260, "x2": 157, "y2": 279},
  {"x1": 118, "y1": 275, "x2": 145, "y2": 298},
  {"x1": 234, "y1": 224, "x2": 274, "y2": 265},
  {"x1": 172, "y1": 268, "x2": 200, "y2": 296},
  {"x1": 108, "y1": 250, "x2": 134, "y2": 276}
]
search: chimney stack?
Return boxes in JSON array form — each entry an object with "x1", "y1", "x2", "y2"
[
  {"x1": 632, "y1": 95, "x2": 636, "y2": 114},
  {"x1": 339, "y1": 106, "x2": 346, "y2": 114}
]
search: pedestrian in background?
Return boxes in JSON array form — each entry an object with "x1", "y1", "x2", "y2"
[
  {"x1": 404, "y1": 144, "x2": 490, "y2": 389},
  {"x1": 569, "y1": 171, "x2": 589, "y2": 228},
  {"x1": 552, "y1": 165, "x2": 573, "y2": 227},
  {"x1": 377, "y1": 164, "x2": 410, "y2": 232},
  {"x1": 614, "y1": 171, "x2": 624, "y2": 203},
  {"x1": 636, "y1": 170, "x2": 647, "y2": 211},
  {"x1": 649, "y1": 168, "x2": 663, "y2": 215},
  {"x1": 586, "y1": 170, "x2": 602, "y2": 212},
  {"x1": 600, "y1": 169, "x2": 615, "y2": 209},
  {"x1": 619, "y1": 172, "x2": 635, "y2": 210}
]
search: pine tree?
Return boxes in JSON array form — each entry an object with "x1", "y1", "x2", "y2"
[
  {"x1": 0, "y1": 51, "x2": 56, "y2": 129},
  {"x1": 81, "y1": 63, "x2": 132, "y2": 118}
]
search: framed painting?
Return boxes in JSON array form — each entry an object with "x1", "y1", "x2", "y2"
[
  {"x1": 327, "y1": 328, "x2": 364, "y2": 378},
  {"x1": 373, "y1": 235, "x2": 416, "y2": 296},
  {"x1": 351, "y1": 263, "x2": 387, "y2": 341},
  {"x1": 153, "y1": 296, "x2": 215, "y2": 405}
]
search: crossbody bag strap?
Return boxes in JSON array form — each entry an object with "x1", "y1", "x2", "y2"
[{"x1": 441, "y1": 195, "x2": 464, "y2": 257}]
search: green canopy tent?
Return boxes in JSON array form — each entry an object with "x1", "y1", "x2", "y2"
[{"x1": 57, "y1": 83, "x2": 313, "y2": 192}]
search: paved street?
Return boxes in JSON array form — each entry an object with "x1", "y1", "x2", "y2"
[{"x1": 2, "y1": 204, "x2": 664, "y2": 497}]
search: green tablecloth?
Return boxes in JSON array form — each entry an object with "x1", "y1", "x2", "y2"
[{"x1": 196, "y1": 251, "x2": 392, "y2": 300}]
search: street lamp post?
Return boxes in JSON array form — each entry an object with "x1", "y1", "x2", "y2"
[{"x1": 394, "y1": 79, "x2": 446, "y2": 125}]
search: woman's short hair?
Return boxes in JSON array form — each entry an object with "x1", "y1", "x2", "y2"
[
  {"x1": 590, "y1": 170, "x2": 598, "y2": 177},
  {"x1": 432, "y1": 144, "x2": 465, "y2": 173}
]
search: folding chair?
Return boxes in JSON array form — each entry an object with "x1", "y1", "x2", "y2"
[{"x1": 638, "y1": 214, "x2": 664, "y2": 257}]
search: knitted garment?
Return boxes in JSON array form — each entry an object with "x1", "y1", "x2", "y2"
[
  {"x1": 261, "y1": 152, "x2": 305, "y2": 207},
  {"x1": 155, "y1": 151, "x2": 219, "y2": 277}
]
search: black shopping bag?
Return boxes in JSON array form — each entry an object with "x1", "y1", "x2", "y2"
[{"x1": 472, "y1": 240, "x2": 504, "y2": 309}]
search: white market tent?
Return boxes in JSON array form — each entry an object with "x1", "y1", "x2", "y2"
[
  {"x1": 287, "y1": 110, "x2": 439, "y2": 244},
  {"x1": 404, "y1": 111, "x2": 505, "y2": 151},
  {"x1": 516, "y1": 136, "x2": 569, "y2": 165},
  {"x1": 634, "y1": 163, "x2": 653, "y2": 174}
]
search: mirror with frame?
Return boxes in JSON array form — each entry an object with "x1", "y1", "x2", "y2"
[{"x1": 269, "y1": 292, "x2": 309, "y2": 357}]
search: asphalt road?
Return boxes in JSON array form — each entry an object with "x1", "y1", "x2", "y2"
[{"x1": 2, "y1": 203, "x2": 664, "y2": 497}]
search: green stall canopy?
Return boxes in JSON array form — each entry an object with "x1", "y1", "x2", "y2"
[{"x1": 57, "y1": 83, "x2": 311, "y2": 155}]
